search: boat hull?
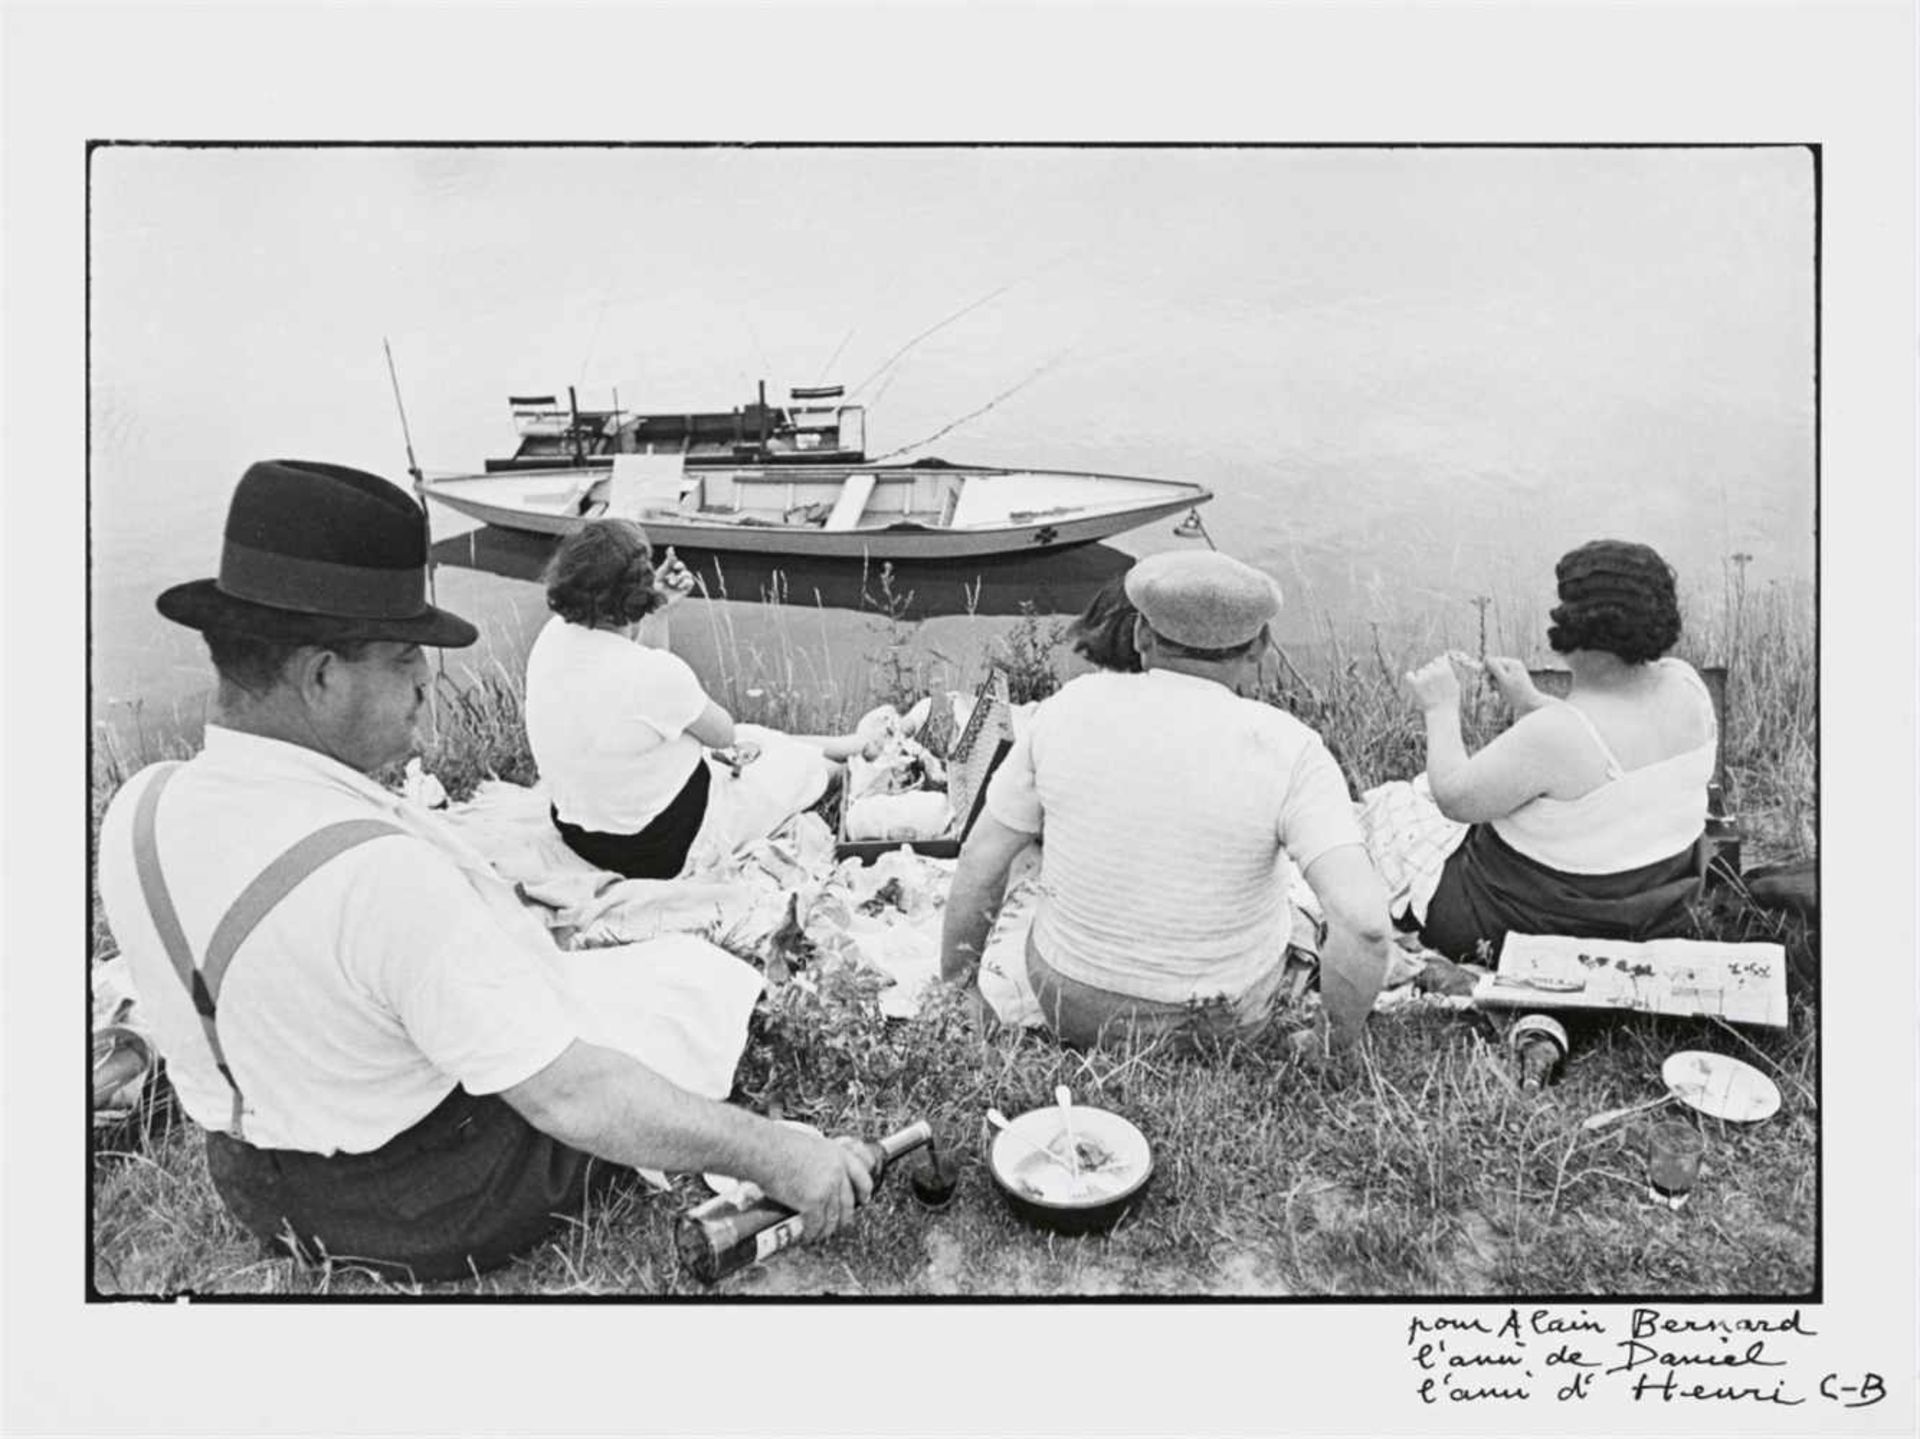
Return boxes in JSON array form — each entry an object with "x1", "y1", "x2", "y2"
[{"x1": 417, "y1": 464, "x2": 1211, "y2": 560}]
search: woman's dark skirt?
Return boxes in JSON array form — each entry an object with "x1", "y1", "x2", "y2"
[
  {"x1": 551, "y1": 757, "x2": 712, "y2": 881},
  {"x1": 1419, "y1": 822, "x2": 1701, "y2": 965},
  {"x1": 204, "y1": 1085, "x2": 618, "y2": 1282}
]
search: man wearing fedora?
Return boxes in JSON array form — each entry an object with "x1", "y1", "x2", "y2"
[
  {"x1": 96, "y1": 460, "x2": 874, "y2": 1280},
  {"x1": 940, "y1": 550, "x2": 1394, "y2": 1054}
]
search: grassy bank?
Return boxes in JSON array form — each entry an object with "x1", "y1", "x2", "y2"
[{"x1": 89, "y1": 567, "x2": 1818, "y2": 1297}]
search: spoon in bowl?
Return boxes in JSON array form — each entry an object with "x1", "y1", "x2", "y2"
[
  {"x1": 1055, "y1": 1086, "x2": 1083, "y2": 1182},
  {"x1": 986, "y1": 1108, "x2": 1073, "y2": 1171}
]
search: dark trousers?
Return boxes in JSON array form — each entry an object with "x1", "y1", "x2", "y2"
[{"x1": 204, "y1": 1085, "x2": 617, "y2": 1282}]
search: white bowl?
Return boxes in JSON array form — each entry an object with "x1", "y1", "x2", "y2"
[{"x1": 988, "y1": 1103, "x2": 1153, "y2": 1230}]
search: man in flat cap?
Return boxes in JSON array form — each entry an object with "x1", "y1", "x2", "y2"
[
  {"x1": 97, "y1": 460, "x2": 874, "y2": 1280},
  {"x1": 940, "y1": 550, "x2": 1392, "y2": 1055}
]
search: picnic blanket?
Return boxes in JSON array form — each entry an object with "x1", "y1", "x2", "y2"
[{"x1": 432, "y1": 773, "x2": 970, "y2": 1019}]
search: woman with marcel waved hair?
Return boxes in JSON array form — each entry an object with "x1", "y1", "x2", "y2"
[
  {"x1": 525, "y1": 519, "x2": 880, "y2": 880},
  {"x1": 1401, "y1": 539, "x2": 1718, "y2": 961}
]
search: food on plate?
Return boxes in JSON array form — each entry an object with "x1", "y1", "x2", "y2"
[{"x1": 1007, "y1": 1128, "x2": 1130, "y2": 1204}]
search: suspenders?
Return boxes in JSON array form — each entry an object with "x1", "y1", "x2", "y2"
[{"x1": 129, "y1": 763, "x2": 403, "y2": 1141}]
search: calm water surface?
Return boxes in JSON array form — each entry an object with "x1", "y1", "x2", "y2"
[{"x1": 88, "y1": 147, "x2": 1815, "y2": 743}]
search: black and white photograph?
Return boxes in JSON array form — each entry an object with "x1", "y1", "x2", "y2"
[
  {"x1": 86, "y1": 139, "x2": 1821, "y2": 1301},
  {"x1": 7, "y1": 3, "x2": 1913, "y2": 1436}
]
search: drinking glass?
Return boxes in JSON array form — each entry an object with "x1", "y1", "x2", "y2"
[{"x1": 1646, "y1": 1119, "x2": 1705, "y2": 1208}]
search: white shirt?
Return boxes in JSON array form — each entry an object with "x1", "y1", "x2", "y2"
[
  {"x1": 984, "y1": 669, "x2": 1363, "y2": 1003},
  {"x1": 524, "y1": 617, "x2": 710, "y2": 833},
  {"x1": 96, "y1": 727, "x2": 577, "y2": 1155}
]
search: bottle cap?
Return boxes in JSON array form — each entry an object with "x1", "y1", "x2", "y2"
[
  {"x1": 877, "y1": 1119, "x2": 934, "y2": 1162},
  {"x1": 1508, "y1": 1013, "x2": 1569, "y2": 1055}
]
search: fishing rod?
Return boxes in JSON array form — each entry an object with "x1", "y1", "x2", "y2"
[
  {"x1": 848, "y1": 276, "x2": 1025, "y2": 401},
  {"x1": 817, "y1": 326, "x2": 857, "y2": 385},
  {"x1": 382, "y1": 338, "x2": 444, "y2": 684},
  {"x1": 864, "y1": 352, "x2": 1069, "y2": 463},
  {"x1": 849, "y1": 245, "x2": 1085, "y2": 404},
  {"x1": 383, "y1": 338, "x2": 423, "y2": 487}
]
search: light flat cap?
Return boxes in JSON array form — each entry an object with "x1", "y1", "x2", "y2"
[{"x1": 1124, "y1": 550, "x2": 1283, "y2": 650}]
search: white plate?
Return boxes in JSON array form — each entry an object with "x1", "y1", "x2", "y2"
[
  {"x1": 1661, "y1": 1050, "x2": 1782, "y2": 1123},
  {"x1": 702, "y1": 1120, "x2": 823, "y2": 1196}
]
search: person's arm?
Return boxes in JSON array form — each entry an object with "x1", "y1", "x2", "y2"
[
  {"x1": 363, "y1": 847, "x2": 869, "y2": 1243},
  {"x1": 630, "y1": 647, "x2": 732, "y2": 749},
  {"x1": 502, "y1": 1039, "x2": 874, "y2": 1241},
  {"x1": 1406, "y1": 654, "x2": 1566, "y2": 823},
  {"x1": 1299, "y1": 845, "x2": 1394, "y2": 1053},
  {"x1": 939, "y1": 813, "x2": 1032, "y2": 985},
  {"x1": 683, "y1": 699, "x2": 736, "y2": 750},
  {"x1": 1484, "y1": 655, "x2": 1552, "y2": 716},
  {"x1": 634, "y1": 610, "x2": 673, "y2": 651},
  {"x1": 793, "y1": 709, "x2": 895, "y2": 762}
]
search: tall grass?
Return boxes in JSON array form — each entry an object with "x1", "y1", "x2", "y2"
[{"x1": 1682, "y1": 572, "x2": 1817, "y2": 858}]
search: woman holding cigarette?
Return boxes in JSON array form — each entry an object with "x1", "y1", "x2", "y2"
[
  {"x1": 1401, "y1": 540, "x2": 1718, "y2": 962},
  {"x1": 524, "y1": 519, "x2": 883, "y2": 880}
]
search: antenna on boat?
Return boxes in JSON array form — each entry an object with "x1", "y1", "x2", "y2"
[{"x1": 383, "y1": 338, "x2": 423, "y2": 489}]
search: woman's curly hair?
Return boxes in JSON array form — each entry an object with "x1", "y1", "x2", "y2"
[
  {"x1": 1546, "y1": 539, "x2": 1682, "y2": 665},
  {"x1": 543, "y1": 519, "x2": 667, "y2": 629},
  {"x1": 1066, "y1": 578, "x2": 1144, "y2": 673}
]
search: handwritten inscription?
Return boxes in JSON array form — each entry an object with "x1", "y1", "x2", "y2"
[{"x1": 1403, "y1": 1307, "x2": 1888, "y2": 1412}]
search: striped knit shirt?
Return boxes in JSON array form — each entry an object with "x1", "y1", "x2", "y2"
[{"x1": 983, "y1": 668, "x2": 1363, "y2": 1004}]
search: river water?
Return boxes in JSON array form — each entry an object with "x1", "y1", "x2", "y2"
[{"x1": 88, "y1": 146, "x2": 1814, "y2": 743}]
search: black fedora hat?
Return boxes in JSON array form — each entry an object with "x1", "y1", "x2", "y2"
[{"x1": 156, "y1": 460, "x2": 479, "y2": 647}]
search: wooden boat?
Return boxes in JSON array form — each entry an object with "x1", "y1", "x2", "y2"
[
  {"x1": 485, "y1": 382, "x2": 867, "y2": 471},
  {"x1": 417, "y1": 454, "x2": 1213, "y2": 560}
]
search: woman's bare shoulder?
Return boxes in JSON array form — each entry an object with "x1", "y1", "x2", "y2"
[{"x1": 1506, "y1": 695, "x2": 1589, "y2": 750}]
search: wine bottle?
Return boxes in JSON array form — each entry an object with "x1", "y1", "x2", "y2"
[
  {"x1": 676, "y1": 1119, "x2": 934, "y2": 1284},
  {"x1": 1508, "y1": 1014, "x2": 1569, "y2": 1093}
]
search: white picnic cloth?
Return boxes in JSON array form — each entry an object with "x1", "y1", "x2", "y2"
[{"x1": 437, "y1": 777, "x2": 961, "y2": 1020}]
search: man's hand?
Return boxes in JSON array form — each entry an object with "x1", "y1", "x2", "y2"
[{"x1": 758, "y1": 1127, "x2": 876, "y2": 1243}]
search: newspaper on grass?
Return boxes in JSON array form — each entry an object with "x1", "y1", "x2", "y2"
[{"x1": 1474, "y1": 932, "x2": 1789, "y2": 1028}]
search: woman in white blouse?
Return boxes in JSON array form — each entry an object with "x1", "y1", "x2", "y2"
[{"x1": 524, "y1": 520, "x2": 877, "y2": 879}]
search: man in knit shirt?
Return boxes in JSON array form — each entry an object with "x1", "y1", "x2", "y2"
[{"x1": 940, "y1": 551, "x2": 1393, "y2": 1054}]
